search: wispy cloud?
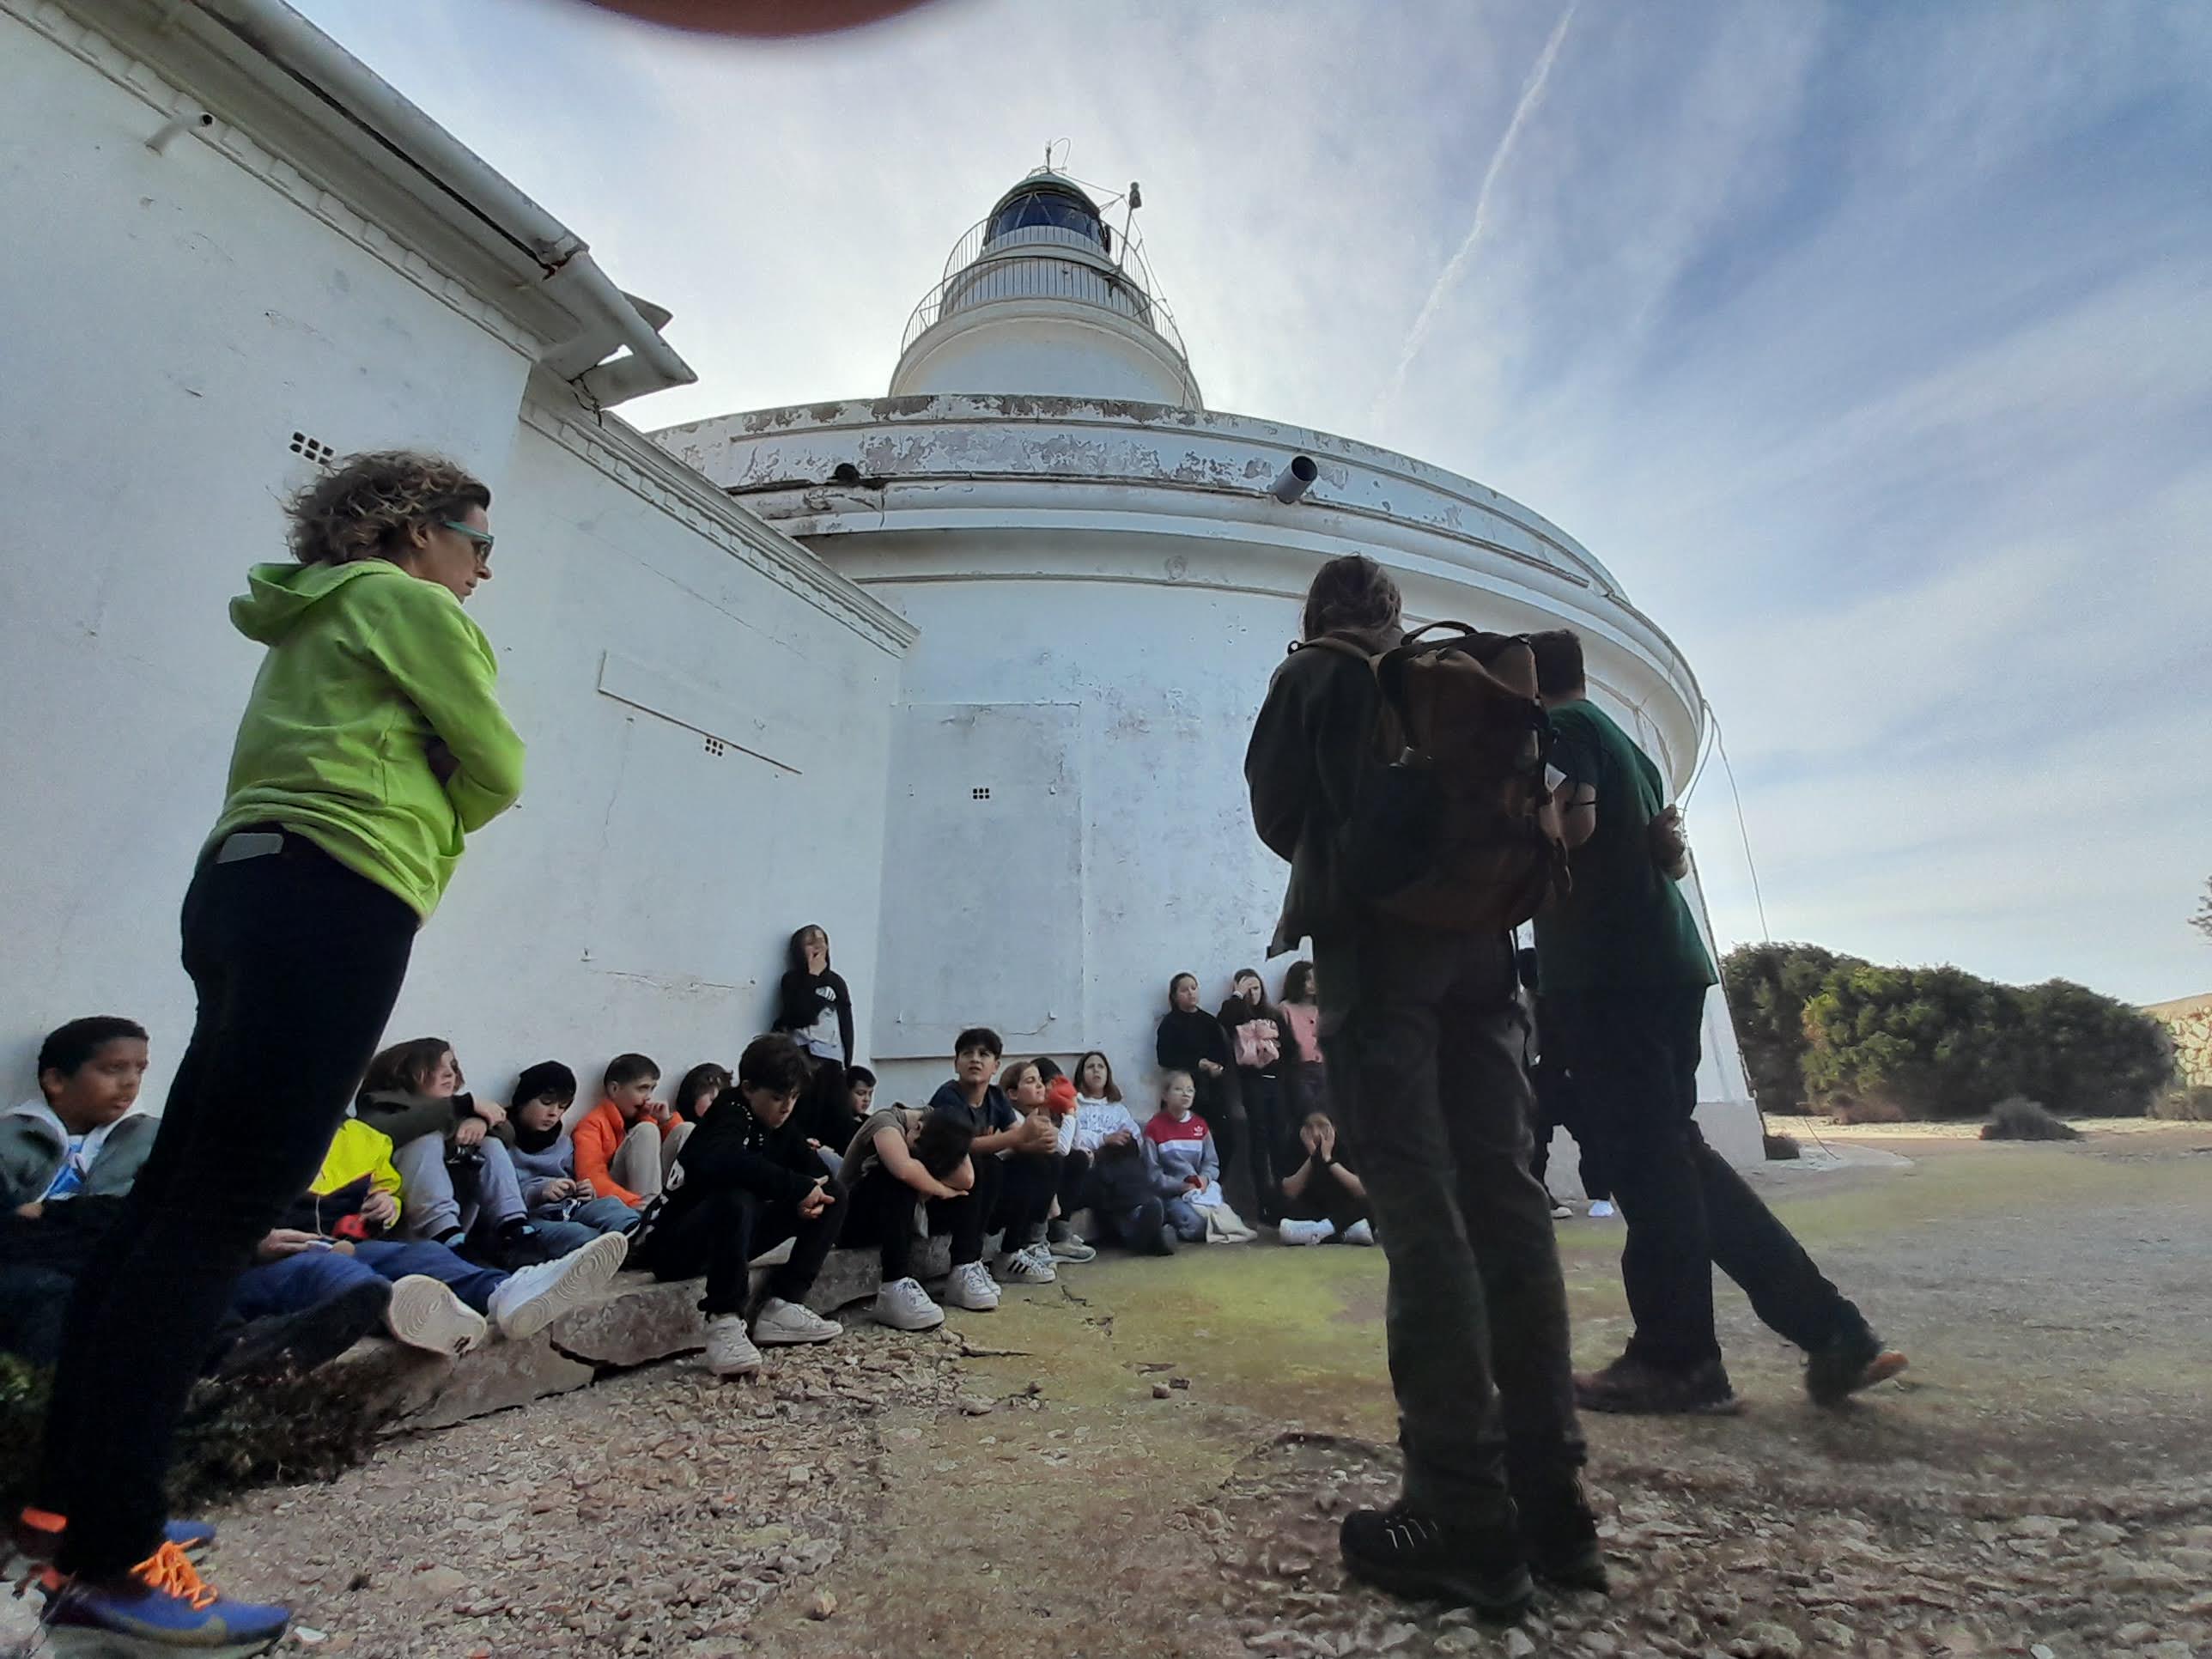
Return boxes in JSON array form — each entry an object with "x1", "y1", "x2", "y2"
[
  {"x1": 1368, "y1": 0, "x2": 1578, "y2": 427},
  {"x1": 296, "y1": 0, "x2": 2212, "y2": 1001}
]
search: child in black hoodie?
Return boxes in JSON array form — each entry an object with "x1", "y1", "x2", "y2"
[{"x1": 632, "y1": 1033, "x2": 844, "y2": 1378}]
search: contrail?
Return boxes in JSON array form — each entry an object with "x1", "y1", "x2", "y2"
[{"x1": 1370, "y1": 1, "x2": 1579, "y2": 426}]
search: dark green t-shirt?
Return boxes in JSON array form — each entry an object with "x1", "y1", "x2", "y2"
[{"x1": 1533, "y1": 701, "x2": 1717, "y2": 992}]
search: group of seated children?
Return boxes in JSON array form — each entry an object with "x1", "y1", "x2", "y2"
[{"x1": 3, "y1": 1012, "x2": 1377, "y2": 1395}]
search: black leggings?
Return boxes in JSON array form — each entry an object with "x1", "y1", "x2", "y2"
[
  {"x1": 636, "y1": 1180, "x2": 843, "y2": 1315},
  {"x1": 40, "y1": 838, "x2": 417, "y2": 1576},
  {"x1": 841, "y1": 1167, "x2": 924, "y2": 1281}
]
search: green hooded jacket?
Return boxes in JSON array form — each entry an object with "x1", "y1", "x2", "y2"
[{"x1": 206, "y1": 560, "x2": 525, "y2": 919}]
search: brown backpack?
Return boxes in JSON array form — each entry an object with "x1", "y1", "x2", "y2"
[{"x1": 1304, "y1": 623, "x2": 1570, "y2": 931}]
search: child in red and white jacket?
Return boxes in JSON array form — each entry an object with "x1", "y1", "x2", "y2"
[{"x1": 1144, "y1": 1071, "x2": 1218, "y2": 1243}]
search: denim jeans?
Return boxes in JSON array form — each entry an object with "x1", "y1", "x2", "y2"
[
  {"x1": 1544, "y1": 987, "x2": 1867, "y2": 1370},
  {"x1": 231, "y1": 1237, "x2": 507, "y2": 1318},
  {"x1": 1317, "y1": 918, "x2": 1583, "y2": 1524},
  {"x1": 39, "y1": 840, "x2": 416, "y2": 1575},
  {"x1": 1161, "y1": 1196, "x2": 1206, "y2": 1241}
]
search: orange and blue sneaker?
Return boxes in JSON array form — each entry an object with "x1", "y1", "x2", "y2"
[
  {"x1": 12, "y1": 1506, "x2": 216, "y2": 1566},
  {"x1": 36, "y1": 1540, "x2": 287, "y2": 1656}
]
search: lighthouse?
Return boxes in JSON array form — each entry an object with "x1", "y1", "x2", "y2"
[{"x1": 655, "y1": 167, "x2": 1764, "y2": 1169}]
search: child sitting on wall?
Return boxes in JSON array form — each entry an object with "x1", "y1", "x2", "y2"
[
  {"x1": 354, "y1": 1037, "x2": 558, "y2": 1268},
  {"x1": 838, "y1": 1106, "x2": 975, "y2": 1332},
  {"x1": 924, "y1": 1029, "x2": 1060, "y2": 1312},
  {"x1": 1064, "y1": 1051, "x2": 1172, "y2": 1255},
  {"x1": 574, "y1": 1053, "x2": 688, "y2": 1209},
  {"x1": 1039, "y1": 1073, "x2": 1097, "y2": 1262},
  {"x1": 631, "y1": 1034, "x2": 843, "y2": 1379},
  {"x1": 506, "y1": 1062, "x2": 644, "y2": 1240},
  {"x1": 1276, "y1": 1111, "x2": 1376, "y2": 1246}
]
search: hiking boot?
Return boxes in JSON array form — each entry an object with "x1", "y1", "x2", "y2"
[
  {"x1": 1338, "y1": 1503, "x2": 1532, "y2": 1621},
  {"x1": 753, "y1": 1297, "x2": 841, "y2": 1346},
  {"x1": 12, "y1": 1510, "x2": 216, "y2": 1569},
  {"x1": 210, "y1": 1279, "x2": 388, "y2": 1380},
  {"x1": 703, "y1": 1313, "x2": 761, "y2": 1377},
  {"x1": 39, "y1": 1540, "x2": 289, "y2": 1655},
  {"x1": 871, "y1": 1276, "x2": 945, "y2": 1332},
  {"x1": 1804, "y1": 1327, "x2": 1909, "y2": 1407},
  {"x1": 381, "y1": 1274, "x2": 488, "y2": 1358},
  {"x1": 993, "y1": 1246, "x2": 1055, "y2": 1285},
  {"x1": 1574, "y1": 1353, "x2": 1742, "y2": 1416},
  {"x1": 1342, "y1": 1219, "x2": 1376, "y2": 1247},
  {"x1": 942, "y1": 1261, "x2": 1001, "y2": 1311},
  {"x1": 1509, "y1": 1469, "x2": 1608, "y2": 1593},
  {"x1": 1278, "y1": 1219, "x2": 1334, "y2": 1246},
  {"x1": 486, "y1": 1232, "x2": 627, "y2": 1340}
]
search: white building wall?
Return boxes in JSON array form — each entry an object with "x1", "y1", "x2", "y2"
[{"x1": 0, "y1": 11, "x2": 908, "y2": 1107}]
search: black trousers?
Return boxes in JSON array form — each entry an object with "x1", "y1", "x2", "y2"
[
  {"x1": 988, "y1": 1152, "x2": 1058, "y2": 1249},
  {"x1": 1280, "y1": 1163, "x2": 1370, "y2": 1232},
  {"x1": 637, "y1": 1179, "x2": 844, "y2": 1315},
  {"x1": 1545, "y1": 987, "x2": 1866, "y2": 1370},
  {"x1": 39, "y1": 841, "x2": 416, "y2": 1576},
  {"x1": 1317, "y1": 918, "x2": 1583, "y2": 1523},
  {"x1": 1053, "y1": 1149, "x2": 1092, "y2": 1218},
  {"x1": 1527, "y1": 1055, "x2": 1611, "y2": 1202},
  {"x1": 1237, "y1": 1070, "x2": 1295, "y2": 1222},
  {"x1": 841, "y1": 1168, "x2": 922, "y2": 1281}
]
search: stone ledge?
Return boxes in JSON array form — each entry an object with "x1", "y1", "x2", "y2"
[{"x1": 343, "y1": 1236, "x2": 954, "y2": 1431}]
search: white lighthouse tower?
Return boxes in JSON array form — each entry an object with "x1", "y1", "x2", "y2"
[{"x1": 655, "y1": 168, "x2": 1765, "y2": 1168}]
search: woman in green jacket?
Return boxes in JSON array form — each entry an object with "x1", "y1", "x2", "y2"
[{"x1": 26, "y1": 452, "x2": 525, "y2": 1648}]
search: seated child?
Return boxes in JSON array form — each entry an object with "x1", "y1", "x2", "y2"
[
  {"x1": 838, "y1": 1106, "x2": 975, "y2": 1332},
  {"x1": 1276, "y1": 1110, "x2": 1376, "y2": 1246},
  {"x1": 995, "y1": 1060, "x2": 1074, "y2": 1277},
  {"x1": 507, "y1": 1061, "x2": 644, "y2": 1242},
  {"x1": 1038, "y1": 1073, "x2": 1097, "y2": 1262},
  {"x1": 1145, "y1": 1070, "x2": 1220, "y2": 1243},
  {"x1": 1062, "y1": 1051, "x2": 1172, "y2": 1255},
  {"x1": 672, "y1": 1063, "x2": 732, "y2": 1124},
  {"x1": 354, "y1": 1037, "x2": 560, "y2": 1267},
  {"x1": 574, "y1": 1053, "x2": 687, "y2": 1208},
  {"x1": 1, "y1": 1018, "x2": 159, "y2": 1366},
  {"x1": 230, "y1": 1116, "x2": 629, "y2": 1358},
  {"x1": 631, "y1": 1034, "x2": 844, "y2": 1378}
]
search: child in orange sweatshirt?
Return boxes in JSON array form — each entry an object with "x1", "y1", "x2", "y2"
[{"x1": 572, "y1": 1053, "x2": 687, "y2": 1209}]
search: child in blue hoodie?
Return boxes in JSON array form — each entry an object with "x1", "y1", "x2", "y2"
[{"x1": 506, "y1": 1061, "x2": 644, "y2": 1243}]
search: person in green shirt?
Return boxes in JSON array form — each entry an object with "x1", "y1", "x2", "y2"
[
  {"x1": 1529, "y1": 629, "x2": 1905, "y2": 1417},
  {"x1": 26, "y1": 452, "x2": 522, "y2": 1649}
]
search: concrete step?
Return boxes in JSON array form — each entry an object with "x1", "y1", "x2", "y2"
[{"x1": 339, "y1": 1235, "x2": 952, "y2": 1431}]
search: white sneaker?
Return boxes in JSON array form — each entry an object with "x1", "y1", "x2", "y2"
[
  {"x1": 1047, "y1": 1231, "x2": 1097, "y2": 1263},
  {"x1": 1343, "y1": 1219, "x2": 1377, "y2": 1247},
  {"x1": 872, "y1": 1276, "x2": 945, "y2": 1331},
  {"x1": 1588, "y1": 1200, "x2": 1616, "y2": 1218},
  {"x1": 486, "y1": 1231, "x2": 628, "y2": 1340},
  {"x1": 753, "y1": 1296, "x2": 842, "y2": 1346},
  {"x1": 942, "y1": 1260, "x2": 1001, "y2": 1311},
  {"x1": 1548, "y1": 1195, "x2": 1574, "y2": 1219},
  {"x1": 704, "y1": 1312, "x2": 761, "y2": 1376},
  {"x1": 1277, "y1": 1219, "x2": 1334, "y2": 1246},
  {"x1": 994, "y1": 1246, "x2": 1055, "y2": 1285},
  {"x1": 382, "y1": 1273, "x2": 487, "y2": 1356}
]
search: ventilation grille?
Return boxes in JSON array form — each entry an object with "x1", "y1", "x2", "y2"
[
  {"x1": 972, "y1": 786, "x2": 991, "y2": 801},
  {"x1": 703, "y1": 737, "x2": 726, "y2": 758},
  {"x1": 288, "y1": 430, "x2": 335, "y2": 466}
]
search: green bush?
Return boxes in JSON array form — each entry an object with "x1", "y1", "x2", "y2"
[
  {"x1": 1732, "y1": 949, "x2": 2177, "y2": 1121},
  {"x1": 2, "y1": 1350, "x2": 394, "y2": 1518},
  {"x1": 1981, "y1": 1096, "x2": 2081, "y2": 1141}
]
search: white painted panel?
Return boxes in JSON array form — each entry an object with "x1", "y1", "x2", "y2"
[{"x1": 873, "y1": 702, "x2": 1083, "y2": 1058}]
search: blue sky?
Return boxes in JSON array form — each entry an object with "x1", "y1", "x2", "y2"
[{"x1": 300, "y1": 0, "x2": 2212, "y2": 1005}]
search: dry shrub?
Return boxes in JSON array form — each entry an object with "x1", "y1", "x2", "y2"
[
  {"x1": 1981, "y1": 1096, "x2": 2082, "y2": 1142},
  {"x1": 1827, "y1": 1094, "x2": 1908, "y2": 1126},
  {"x1": 2151, "y1": 1085, "x2": 2212, "y2": 1121}
]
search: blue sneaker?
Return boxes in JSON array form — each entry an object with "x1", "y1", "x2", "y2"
[
  {"x1": 40, "y1": 1540, "x2": 288, "y2": 1656},
  {"x1": 12, "y1": 1508, "x2": 216, "y2": 1565}
]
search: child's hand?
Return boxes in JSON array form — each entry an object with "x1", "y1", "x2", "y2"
[
  {"x1": 1017, "y1": 1115, "x2": 1058, "y2": 1154},
  {"x1": 542, "y1": 1179, "x2": 576, "y2": 1204},
  {"x1": 1185, "y1": 1176, "x2": 1204, "y2": 1191},
  {"x1": 1105, "y1": 1128, "x2": 1134, "y2": 1149},
  {"x1": 15, "y1": 1200, "x2": 43, "y2": 1220},
  {"x1": 257, "y1": 1229, "x2": 323, "y2": 1262},
  {"x1": 799, "y1": 1180, "x2": 835, "y2": 1220},
  {"x1": 927, "y1": 1180, "x2": 963, "y2": 1201},
  {"x1": 575, "y1": 1179, "x2": 597, "y2": 1200},
  {"x1": 474, "y1": 1099, "x2": 507, "y2": 1128},
  {"x1": 362, "y1": 1189, "x2": 400, "y2": 1229},
  {"x1": 454, "y1": 1117, "x2": 488, "y2": 1149},
  {"x1": 1199, "y1": 1059, "x2": 1224, "y2": 1077}
]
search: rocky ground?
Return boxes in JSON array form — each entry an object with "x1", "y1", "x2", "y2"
[{"x1": 6, "y1": 1131, "x2": 2209, "y2": 1658}]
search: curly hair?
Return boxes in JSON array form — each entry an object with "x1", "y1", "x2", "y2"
[{"x1": 286, "y1": 450, "x2": 490, "y2": 567}]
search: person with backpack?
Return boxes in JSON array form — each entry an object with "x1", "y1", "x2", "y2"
[
  {"x1": 1527, "y1": 629, "x2": 1906, "y2": 1415},
  {"x1": 1245, "y1": 554, "x2": 1597, "y2": 1622}
]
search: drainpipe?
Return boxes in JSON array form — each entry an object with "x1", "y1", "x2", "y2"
[
  {"x1": 188, "y1": 0, "x2": 696, "y2": 406},
  {"x1": 1267, "y1": 454, "x2": 1318, "y2": 503}
]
